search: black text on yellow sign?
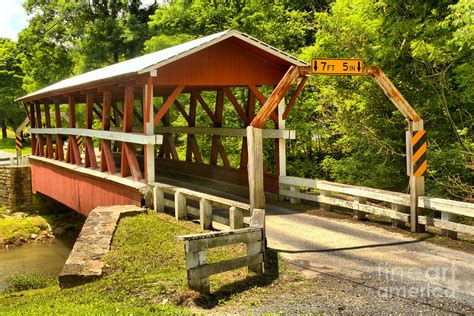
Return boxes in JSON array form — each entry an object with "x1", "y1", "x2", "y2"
[
  {"x1": 15, "y1": 135, "x2": 22, "y2": 151},
  {"x1": 311, "y1": 58, "x2": 364, "y2": 75},
  {"x1": 412, "y1": 130, "x2": 427, "y2": 177}
]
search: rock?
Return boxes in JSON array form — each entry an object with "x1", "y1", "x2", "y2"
[
  {"x1": 53, "y1": 227, "x2": 66, "y2": 236},
  {"x1": 11, "y1": 212, "x2": 28, "y2": 219},
  {"x1": 30, "y1": 233, "x2": 38, "y2": 240}
]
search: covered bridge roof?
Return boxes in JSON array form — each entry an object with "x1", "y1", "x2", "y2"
[{"x1": 17, "y1": 30, "x2": 308, "y2": 103}]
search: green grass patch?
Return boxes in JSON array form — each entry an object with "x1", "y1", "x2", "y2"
[
  {"x1": 0, "y1": 212, "x2": 269, "y2": 314},
  {"x1": 6, "y1": 274, "x2": 56, "y2": 292},
  {"x1": 0, "y1": 216, "x2": 49, "y2": 243},
  {"x1": 0, "y1": 133, "x2": 32, "y2": 155}
]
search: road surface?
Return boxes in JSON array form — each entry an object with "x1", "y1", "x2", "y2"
[{"x1": 263, "y1": 202, "x2": 474, "y2": 313}]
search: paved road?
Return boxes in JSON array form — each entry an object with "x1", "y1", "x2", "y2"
[{"x1": 264, "y1": 202, "x2": 474, "y2": 313}]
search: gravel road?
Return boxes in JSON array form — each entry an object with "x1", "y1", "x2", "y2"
[{"x1": 259, "y1": 202, "x2": 474, "y2": 313}]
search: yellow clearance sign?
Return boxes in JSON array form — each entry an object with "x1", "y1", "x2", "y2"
[{"x1": 311, "y1": 58, "x2": 364, "y2": 75}]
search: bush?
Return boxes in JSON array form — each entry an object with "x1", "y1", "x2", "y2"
[{"x1": 6, "y1": 273, "x2": 55, "y2": 292}]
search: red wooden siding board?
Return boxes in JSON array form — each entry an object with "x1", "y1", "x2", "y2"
[
  {"x1": 30, "y1": 160, "x2": 142, "y2": 216},
  {"x1": 154, "y1": 38, "x2": 288, "y2": 86}
]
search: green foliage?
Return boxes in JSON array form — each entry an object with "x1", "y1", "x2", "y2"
[
  {"x1": 0, "y1": 216, "x2": 49, "y2": 243},
  {"x1": 0, "y1": 0, "x2": 471, "y2": 199},
  {"x1": 6, "y1": 274, "x2": 55, "y2": 293},
  {"x1": 0, "y1": 38, "x2": 25, "y2": 135}
]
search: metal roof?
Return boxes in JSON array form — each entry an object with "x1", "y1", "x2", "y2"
[{"x1": 17, "y1": 30, "x2": 308, "y2": 102}]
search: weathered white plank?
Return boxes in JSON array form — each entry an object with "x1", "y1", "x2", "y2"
[
  {"x1": 29, "y1": 127, "x2": 162, "y2": 145},
  {"x1": 280, "y1": 188, "x2": 410, "y2": 222},
  {"x1": 280, "y1": 176, "x2": 411, "y2": 206},
  {"x1": 418, "y1": 196, "x2": 474, "y2": 217},
  {"x1": 188, "y1": 253, "x2": 263, "y2": 279},
  {"x1": 418, "y1": 216, "x2": 474, "y2": 235},
  {"x1": 176, "y1": 227, "x2": 262, "y2": 241},
  {"x1": 149, "y1": 182, "x2": 251, "y2": 211},
  {"x1": 155, "y1": 126, "x2": 295, "y2": 139}
]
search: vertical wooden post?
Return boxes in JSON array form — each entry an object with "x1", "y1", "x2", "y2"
[
  {"x1": 247, "y1": 126, "x2": 265, "y2": 210},
  {"x1": 247, "y1": 230, "x2": 265, "y2": 275},
  {"x1": 391, "y1": 204, "x2": 408, "y2": 228},
  {"x1": 54, "y1": 100, "x2": 64, "y2": 161},
  {"x1": 34, "y1": 102, "x2": 44, "y2": 157},
  {"x1": 67, "y1": 96, "x2": 81, "y2": 165},
  {"x1": 229, "y1": 206, "x2": 243, "y2": 230},
  {"x1": 210, "y1": 89, "x2": 224, "y2": 165},
  {"x1": 320, "y1": 190, "x2": 332, "y2": 211},
  {"x1": 240, "y1": 88, "x2": 256, "y2": 170},
  {"x1": 84, "y1": 93, "x2": 98, "y2": 169},
  {"x1": 441, "y1": 212, "x2": 458, "y2": 239},
  {"x1": 120, "y1": 86, "x2": 141, "y2": 180},
  {"x1": 186, "y1": 93, "x2": 196, "y2": 161},
  {"x1": 100, "y1": 90, "x2": 116, "y2": 173},
  {"x1": 175, "y1": 191, "x2": 187, "y2": 220},
  {"x1": 277, "y1": 98, "x2": 286, "y2": 177},
  {"x1": 43, "y1": 101, "x2": 54, "y2": 158},
  {"x1": 289, "y1": 185, "x2": 300, "y2": 204},
  {"x1": 143, "y1": 77, "x2": 155, "y2": 183},
  {"x1": 153, "y1": 186, "x2": 164, "y2": 212},
  {"x1": 408, "y1": 120, "x2": 425, "y2": 233},
  {"x1": 185, "y1": 246, "x2": 210, "y2": 294},
  {"x1": 199, "y1": 198, "x2": 212, "y2": 230},
  {"x1": 29, "y1": 103, "x2": 37, "y2": 155},
  {"x1": 353, "y1": 196, "x2": 367, "y2": 220}
]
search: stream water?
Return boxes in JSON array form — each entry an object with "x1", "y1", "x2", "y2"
[{"x1": 0, "y1": 238, "x2": 75, "y2": 291}]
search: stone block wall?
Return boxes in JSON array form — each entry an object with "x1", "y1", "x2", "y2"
[{"x1": 0, "y1": 166, "x2": 32, "y2": 210}]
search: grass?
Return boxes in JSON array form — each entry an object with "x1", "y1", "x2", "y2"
[
  {"x1": 6, "y1": 274, "x2": 57, "y2": 292},
  {"x1": 0, "y1": 215, "x2": 49, "y2": 244},
  {"x1": 0, "y1": 128, "x2": 32, "y2": 155},
  {"x1": 0, "y1": 212, "x2": 279, "y2": 314}
]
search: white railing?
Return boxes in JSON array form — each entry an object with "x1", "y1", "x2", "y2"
[
  {"x1": 0, "y1": 154, "x2": 30, "y2": 166},
  {"x1": 279, "y1": 176, "x2": 474, "y2": 239},
  {"x1": 150, "y1": 182, "x2": 251, "y2": 230}
]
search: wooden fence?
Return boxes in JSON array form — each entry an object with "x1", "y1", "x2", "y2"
[
  {"x1": 0, "y1": 154, "x2": 30, "y2": 166},
  {"x1": 279, "y1": 176, "x2": 474, "y2": 239},
  {"x1": 150, "y1": 182, "x2": 251, "y2": 230},
  {"x1": 176, "y1": 226, "x2": 264, "y2": 294}
]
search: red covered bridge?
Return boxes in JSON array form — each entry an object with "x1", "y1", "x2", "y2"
[{"x1": 17, "y1": 30, "x2": 309, "y2": 216}]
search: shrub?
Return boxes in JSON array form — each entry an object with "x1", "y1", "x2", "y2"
[{"x1": 6, "y1": 273, "x2": 55, "y2": 292}]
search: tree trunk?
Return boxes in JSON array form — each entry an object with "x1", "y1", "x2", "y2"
[{"x1": 1, "y1": 118, "x2": 7, "y2": 139}]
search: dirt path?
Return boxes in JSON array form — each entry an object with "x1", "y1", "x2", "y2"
[{"x1": 260, "y1": 202, "x2": 474, "y2": 313}]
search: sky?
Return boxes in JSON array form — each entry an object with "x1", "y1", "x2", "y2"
[{"x1": 0, "y1": 0, "x2": 159, "y2": 42}]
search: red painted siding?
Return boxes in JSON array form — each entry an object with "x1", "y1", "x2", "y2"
[
  {"x1": 155, "y1": 37, "x2": 289, "y2": 86},
  {"x1": 30, "y1": 160, "x2": 142, "y2": 216}
]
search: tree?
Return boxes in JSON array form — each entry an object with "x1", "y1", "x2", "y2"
[
  {"x1": 0, "y1": 38, "x2": 25, "y2": 138},
  {"x1": 296, "y1": 0, "x2": 472, "y2": 199}
]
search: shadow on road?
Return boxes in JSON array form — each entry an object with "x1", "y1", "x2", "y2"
[{"x1": 270, "y1": 235, "x2": 432, "y2": 254}]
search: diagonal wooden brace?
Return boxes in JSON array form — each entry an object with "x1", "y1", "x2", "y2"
[{"x1": 251, "y1": 65, "x2": 300, "y2": 128}]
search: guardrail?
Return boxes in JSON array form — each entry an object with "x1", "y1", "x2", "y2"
[
  {"x1": 150, "y1": 182, "x2": 251, "y2": 230},
  {"x1": 279, "y1": 176, "x2": 474, "y2": 239},
  {"x1": 0, "y1": 155, "x2": 30, "y2": 166},
  {"x1": 29, "y1": 127, "x2": 162, "y2": 181},
  {"x1": 176, "y1": 227, "x2": 264, "y2": 294}
]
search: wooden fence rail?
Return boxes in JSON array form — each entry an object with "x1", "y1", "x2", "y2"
[
  {"x1": 279, "y1": 176, "x2": 474, "y2": 239},
  {"x1": 0, "y1": 155, "x2": 30, "y2": 166},
  {"x1": 150, "y1": 182, "x2": 251, "y2": 230},
  {"x1": 176, "y1": 226, "x2": 264, "y2": 294}
]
